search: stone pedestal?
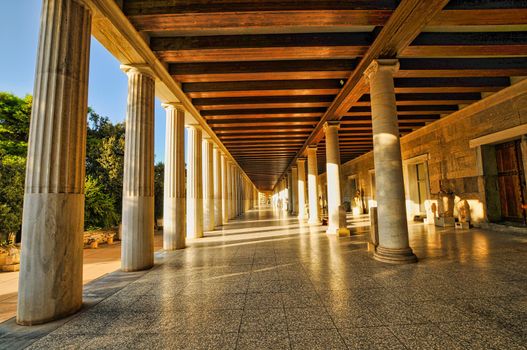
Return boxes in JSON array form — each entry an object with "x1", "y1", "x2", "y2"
[
  {"x1": 187, "y1": 125, "x2": 204, "y2": 239},
  {"x1": 324, "y1": 122, "x2": 350, "y2": 236},
  {"x1": 307, "y1": 146, "x2": 321, "y2": 225},
  {"x1": 213, "y1": 146, "x2": 223, "y2": 227},
  {"x1": 297, "y1": 159, "x2": 307, "y2": 220},
  {"x1": 203, "y1": 138, "x2": 215, "y2": 231},
  {"x1": 162, "y1": 103, "x2": 186, "y2": 250},
  {"x1": 365, "y1": 59, "x2": 417, "y2": 264},
  {"x1": 121, "y1": 64, "x2": 155, "y2": 272},
  {"x1": 17, "y1": 0, "x2": 93, "y2": 325}
]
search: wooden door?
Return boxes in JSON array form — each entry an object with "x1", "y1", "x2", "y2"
[{"x1": 495, "y1": 140, "x2": 526, "y2": 223}]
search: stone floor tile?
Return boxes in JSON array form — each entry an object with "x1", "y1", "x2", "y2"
[
  {"x1": 389, "y1": 324, "x2": 464, "y2": 350},
  {"x1": 339, "y1": 326, "x2": 406, "y2": 350},
  {"x1": 26, "y1": 333, "x2": 95, "y2": 349},
  {"x1": 281, "y1": 291, "x2": 323, "y2": 308},
  {"x1": 236, "y1": 331, "x2": 289, "y2": 350},
  {"x1": 437, "y1": 321, "x2": 527, "y2": 350},
  {"x1": 289, "y1": 329, "x2": 347, "y2": 350},
  {"x1": 244, "y1": 292, "x2": 284, "y2": 309},
  {"x1": 240, "y1": 308, "x2": 287, "y2": 332},
  {"x1": 285, "y1": 307, "x2": 335, "y2": 330}
]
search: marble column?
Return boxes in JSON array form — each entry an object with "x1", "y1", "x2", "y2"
[
  {"x1": 187, "y1": 125, "x2": 203, "y2": 239},
  {"x1": 202, "y1": 138, "x2": 214, "y2": 231},
  {"x1": 162, "y1": 103, "x2": 186, "y2": 250},
  {"x1": 221, "y1": 155, "x2": 229, "y2": 224},
  {"x1": 213, "y1": 146, "x2": 223, "y2": 227},
  {"x1": 291, "y1": 166, "x2": 298, "y2": 215},
  {"x1": 121, "y1": 64, "x2": 156, "y2": 270},
  {"x1": 307, "y1": 146, "x2": 321, "y2": 225},
  {"x1": 17, "y1": 0, "x2": 92, "y2": 325},
  {"x1": 228, "y1": 162, "x2": 234, "y2": 219},
  {"x1": 365, "y1": 59, "x2": 417, "y2": 264},
  {"x1": 297, "y1": 158, "x2": 307, "y2": 220},
  {"x1": 324, "y1": 121, "x2": 349, "y2": 236}
]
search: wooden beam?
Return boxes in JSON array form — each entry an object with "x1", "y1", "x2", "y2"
[
  {"x1": 152, "y1": 33, "x2": 372, "y2": 62},
  {"x1": 279, "y1": 0, "x2": 451, "y2": 183},
  {"x1": 129, "y1": 10, "x2": 390, "y2": 35}
]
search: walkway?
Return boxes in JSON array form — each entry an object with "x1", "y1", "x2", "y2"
[
  {"x1": 0, "y1": 234, "x2": 163, "y2": 323},
  {"x1": 1, "y1": 208, "x2": 526, "y2": 349}
]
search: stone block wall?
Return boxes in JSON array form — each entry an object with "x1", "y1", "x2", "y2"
[{"x1": 332, "y1": 80, "x2": 527, "y2": 224}]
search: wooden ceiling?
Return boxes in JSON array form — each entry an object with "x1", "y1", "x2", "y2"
[{"x1": 121, "y1": 0, "x2": 527, "y2": 190}]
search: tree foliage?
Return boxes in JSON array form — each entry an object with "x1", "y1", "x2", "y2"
[
  {"x1": 84, "y1": 108, "x2": 125, "y2": 230},
  {"x1": 154, "y1": 162, "x2": 164, "y2": 222},
  {"x1": 0, "y1": 93, "x2": 165, "y2": 237},
  {"x1": 84, "y1": 176, "x2": 118, "y2": 231},
  {"x1": 0, "y1": 93, "x2": 31, "y2": 241}
]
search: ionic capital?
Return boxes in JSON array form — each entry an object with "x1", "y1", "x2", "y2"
[
  {"x1": 120, "y1": 64, "x2": 155, "y2": 79},
  {"x1": 323, "y1": 121, "x2": 340, "y2": 132},
  {"x1": 364, "y1": 59, "x2": 399, "y2": 83},
  {"x1": 161, "y1": 102, "x2": 185, "y2": 112}
]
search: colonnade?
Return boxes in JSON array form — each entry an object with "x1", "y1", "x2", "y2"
[
  {"x1": 16, "y1": 0, "x2": 259, "y2": 325},
  {"x1": 272, "y1": 59, "x2": 417, "y2": 263}
]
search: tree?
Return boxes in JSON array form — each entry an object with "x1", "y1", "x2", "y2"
[
  {"x1": 154, "y1": 162, "x2": 164, "y2": 224},
  {"x1": 84, "y1": 176, "x2": 118, "y2": 230},
  {"x1": 85, "y1": 108, "x2": 125, "y2": 228},
  {"x1": 0, "y1": 93, "x2": 31, "y2": 158},
  {"x1": 0, "y1": 93, "x2": 31, "y2": 241}
]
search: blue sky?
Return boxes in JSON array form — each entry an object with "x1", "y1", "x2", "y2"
[{"x1": 0, "y1": 0, "x2": 168, "y2": 163}]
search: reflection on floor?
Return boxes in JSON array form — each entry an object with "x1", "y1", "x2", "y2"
[{"x1": 1, "y1": 207, "x2": 526, "y2": 349}]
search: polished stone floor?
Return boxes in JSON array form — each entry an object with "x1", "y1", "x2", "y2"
[{"x1": 1, "y1": 207, "x2": 526, "y2": 349}]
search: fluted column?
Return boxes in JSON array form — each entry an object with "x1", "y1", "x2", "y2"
[
  {"x1": 162, "y1": 103, "x2": 186, "y2": 250},
  {"x1": 228, "y1": 162, "x2": 234, "y2": 219},
  {"x1": 213, "y1": 146, "x2": 223, "y2": 227},
  {"x1": 297, "y1": 158, "x2": 307, "y2": 220},
  {"x1": 365, "y1": 59, "x2": 417, "y2": 264},
  {"x1": 307, "y1": 146, "x2": 321, "y2": 225},
  {"x1": 202, "y1": 138, "x2": 214, "y2": 231},
  {"x1": 17, "y1": 0, "x2": 92, "y2": 325},
  {"x1": 121, "y1": 64, "x2": 156, "y2": 271},
  {"x1": 221, "y1": 154, "x2": 229, "y2": 224},
  {"x1": 121, "y1": 65, "x2": 155, "y2": 271},
  {"x1": 324, "y1": 121, "x2": 349, "y2": 236},
  {"x1": 187, "y1": 125, "x2": 203, "y2": 239},
  {"x1": 291, "y1": 166, "x2": 298, "y2": 215}
]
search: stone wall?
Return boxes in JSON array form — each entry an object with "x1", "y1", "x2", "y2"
[{"x1": 334, "y1": 80, "x2": 527, "y2": 224}]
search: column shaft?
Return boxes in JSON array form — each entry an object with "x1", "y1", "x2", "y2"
[
  {"x1": 17, "y1": 0, "x2": 92, "y2": 325},
  {"x1": 202, "y1": 139, "x2": 214, "y2": 231},
  {"x1": 365, "y1": 59, "x2": 417, "y2": 263},
  {"x1": 324, "y1": 122, "x2": 349, "y2": 236},
  {"x1": 291, "y1": 166, "x2": 298, "y2": 215},
  {"x1": 162, "y1": 103, "x2": 186, "y2": 250},
  {"x1": 307, "y1": 146, "x2": 321, "y2": 224},
  {"x1": 213, "y1": 147, "x2": 223, "y2": 226},
  {"x1": 221, "y1": 155, "x2": 229, "y2": 223},
  {"x1": 297, "y1": 159, "x2": 307, "y2": 220},
  {"x1": 121, "y1": 65, "x2": 155, "y2": 271},
  {"x1": 187, "y1": 126, "x2": 203, "y2": 238}
]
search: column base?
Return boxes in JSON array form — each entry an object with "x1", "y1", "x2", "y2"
[
  {"x1": 326, "y1": 226, "x2": 350, "y2": 237},
  {"x1": 373, "y1": 245, "x2": 417, "y2": 264},
  {"x1": 308, "y1": 218, "x2": 320, "y2": 225}
]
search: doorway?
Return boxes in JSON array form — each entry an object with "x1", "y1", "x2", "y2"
[{"x1": 495, "y1": 140, "x2": 527, "y2": 223}]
